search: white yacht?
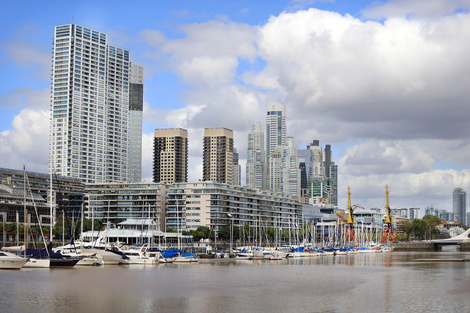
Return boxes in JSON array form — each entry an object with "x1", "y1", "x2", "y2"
[{"x1": 0, "y1": 251, "x2": 28, "y2": 269}]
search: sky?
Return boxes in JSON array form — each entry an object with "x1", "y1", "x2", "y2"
[{"x1": 2, "y1": 0, "x2": 470, "y2": 214}]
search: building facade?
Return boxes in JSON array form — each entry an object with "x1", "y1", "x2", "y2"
[
  {"x1": 246, "y1": 122, "x2": 267, "y2": 190},
  {"x1": 50, "y1": 24, "x2": 138, "y2": 183},
  {"x1": 129, "y1": 64, "x2": 143, "y2": 182},
  {"x1": 453, "y1": 187, "x2": 466, "y2": 225},
  {"x1": 202, "y1": 128, "x2": 234, "y2": 185},
  {"x1": 153, "y1": 128, "x2": 188, "y2": 184},
  {"x1": 85, "y1": 182, "x2": 169, "y2": 230},
  {"x1": 266, "y1": 100, "x2": 286, "y2": 162},
  {"x1": 167, "y1": 182, "x2": 302, "y2": 232}
]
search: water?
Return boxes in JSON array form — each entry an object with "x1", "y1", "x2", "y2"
[{"x1": 1, "y1": 251, "x2": 470, "y2": 313}]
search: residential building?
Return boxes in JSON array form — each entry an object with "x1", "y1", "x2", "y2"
[
  {"x1": 153, "y1": 128, "x2": 188, "y2": 184},
  {"x1": 246, "y1": 122, "x2": 267, "y2": 190},
  {"x1": 167, "y1": 182, "x2": 302, "y2": 232},
  {"x1": 50, "y1": 24, "x2": 138, "y2": 183},
  {"x1": 85, "y1": 182, "x2": 169, "y2": 231},
  {"x1": 453, "y1": 187, "x2": 467, "y2": 225},
  {"x1": 202, "y1": 128, "x2": 234, "y2": 185},
  {"x1": 129, "y1": 64, "x2": 143, "y2": 182}
]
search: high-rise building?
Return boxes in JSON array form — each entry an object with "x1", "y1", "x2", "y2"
[
  {"x1": 129, "y1": 64, "x2": 143, "y2": 182},
  {"x1": 453, "y1": 188, "x2": 467, "y2": 225},
  {"x1": 153, "y1": 128, "x2": 188, "y2": 184},
  {"x1": 304, "y1": 141, "x2": 338, "y2": 206},
  {"x1": 203, "y1": 128, "x2": 234, "y2": 184},
  {"x1": 268, "y1": 138, "x2": 300, "y2": 199},
  {"x1": 233, "y1": 148, "x2": 241, "y2": 186},
  {"x1": 50, "y1": 24, "x2": 137, "y2": 183},
  {"x1": 246, "y1": 122, "x2": 267, "y2": 190},
  {"x1": 266, "y1": 100, "x2": 286, "y2": 162}
]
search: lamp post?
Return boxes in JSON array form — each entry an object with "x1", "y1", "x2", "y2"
[{"x1": 227, "y1": 213, "x2": 234, "y2": 254}]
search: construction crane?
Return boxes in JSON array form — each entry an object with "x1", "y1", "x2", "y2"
[
  {"x1": 381, "y1": 185, "x2": 398, "y2": 243},
  {"x1": 335, "y1": 187, "x2": 358, "y2": 242}
]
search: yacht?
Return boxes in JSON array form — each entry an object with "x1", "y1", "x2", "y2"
[{"x1": 0, "y1": 251, "x2": 28, "y2": 269}]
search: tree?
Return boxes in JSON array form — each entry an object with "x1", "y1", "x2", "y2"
[
  {"x1": 422, "y1": 215, "x2": 441, "y2": 240},
  {"x1": 412, "y1": 219, "x2": 427, "y2": 239},
  {"x1": 399, "y1": 220, "x2": 413, "y2": 241}
]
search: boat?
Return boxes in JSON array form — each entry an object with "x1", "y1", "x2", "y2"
[
  {"x1": 23, "y1": 258, "x2": 50, "y2": 268},
  {"x1": 120, "y1": 245, "x2": 159, "y2": 264},
  {"x1": 0, "y1": 251, "x2": 28, "y2": 269}
]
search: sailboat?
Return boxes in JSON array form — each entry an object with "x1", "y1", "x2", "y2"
[{"x1": 22, "y1": 166, "x2": 50, "y2": 268}]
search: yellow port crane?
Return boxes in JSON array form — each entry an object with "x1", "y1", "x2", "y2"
[
  {"x1": 381, "y1": 185, "x2": 398, "y2": 243},
  {"x1": 337, "y1": 186, "x2": 357, "y2": 242}
]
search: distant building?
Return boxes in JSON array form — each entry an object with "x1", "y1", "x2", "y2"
[
  {"x1": 233, "y1": 148, "x2": 241, "y2": 186},
  {"x1": 266, "y1": 100, "x2": 286, "y2": 162},
  {"x1": 409, "y1": 207, "x2": 420, "y2": 220},
  {"x1": 203, "y1": 128, "x2": 234, "y2": 185},
  {"x1": 153, "y1": 128, "x2": 188, "y2": 184},
  {"x1": 453, "y1": 188, "x2": 466, "y2": 225},
  {"x1": 246, "y1": 122, "x2": 267, "y2": 190}
]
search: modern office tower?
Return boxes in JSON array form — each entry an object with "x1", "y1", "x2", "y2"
[
  {"x1": 233, "y1": 148, "x2": 241, "y2": 186},
  {"x1": 50, "y1": 24, "x2": 135, "y2": 183},
  {"x1": 268, "y1": 138, "x2": 300, "y2": 199},
  {"x1": 304, "y1": 140, "x2": 338, "y2": 206},
  {"x1": 298, "y1": 147, "x2": 314, "y2": 203},
  {"x1": 266, "y1": 100, "x2": 286, "y2": 162},
  {"x1": 153, "y1": 128, "x2": 188, "y2": 184},
  {"x1": 129, "y1": 64, "x2": 143, "y2": 182},
  {"x1": 453, "y1": 188, "x2": 467, "y2": 225},
  {"x1": 203, "y1": 128, "x2": 234, "y2": 185},
  {"x1": 246, "y1": 122, "x2": 267, "y2": 190}
]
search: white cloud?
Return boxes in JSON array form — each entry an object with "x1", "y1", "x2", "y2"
[{"x1": 0, "y1": 108, "x2": 49, "y2": 172}]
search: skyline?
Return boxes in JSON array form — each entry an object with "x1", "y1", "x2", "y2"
[{"x1": 2, "y1": 0, "x2": 470, "y2": 212}]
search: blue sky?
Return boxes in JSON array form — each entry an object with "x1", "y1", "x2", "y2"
[{"x1": 2, "y1": 0, "x2": 470, "y2": 212}]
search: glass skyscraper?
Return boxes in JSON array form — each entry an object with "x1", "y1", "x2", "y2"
[
  {"x1": 50, "y1": 24, "x2": 140, "y2": 183},
  {"x1": 453, "y1": 187, "x2": 467, "y2": 225}
]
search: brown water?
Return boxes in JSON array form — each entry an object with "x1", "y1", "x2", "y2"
[{"x1": 1, "y1": 251, "x2": 469, "y2": 313}]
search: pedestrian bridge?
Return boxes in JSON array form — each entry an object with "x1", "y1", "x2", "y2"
[{"x1": 431, "y1": 228, "x2": 470, "y2": 246}]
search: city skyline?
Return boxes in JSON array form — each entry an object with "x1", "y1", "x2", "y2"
[{"x1": 2, "y1": 1, "x2": 470, "y2": 211}]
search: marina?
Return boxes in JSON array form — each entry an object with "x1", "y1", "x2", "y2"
[{"x1": 0, "y1": 251, "x2": 469, "y2": 312}]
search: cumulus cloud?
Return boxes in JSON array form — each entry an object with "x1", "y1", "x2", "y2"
[{"x1": 0, "y1": 108, "x2": 49, "y2": 172}]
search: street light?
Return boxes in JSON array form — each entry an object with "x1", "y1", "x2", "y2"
[{"x1": 227, "y1": 213, "x2": 234, "y2": 254}]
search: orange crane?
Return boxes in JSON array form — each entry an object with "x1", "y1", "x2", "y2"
[{"x1": 381, "y1": 185, "x2": 398, "y2": 243}]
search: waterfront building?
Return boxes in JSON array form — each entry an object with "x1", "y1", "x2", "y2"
[
  {"x1": 153, "y1": 128, "x2": 188, "y2": 184},
  {"x1": 246, "y1": 122, "x2": 267, "y2": 190},
  {"x1": 266, "y1": 100, "x2": 286, "y2": 162},
  {"x1": 202, "y1": 128, "x2": 234, "y2": 185},
  {"x1": 129, "y1": 64, "x2": 143, "y2": 182},
  {"x1": 85, "y1": 182, "x2": 169, "y2": 231},
  {"x1": 167, "y1": 182, "x2": 302, "y2": 232},
  {"x1": 453, "y1": 188, "x2": 466, "y2": 225},
  {"x1": 0, "y1": 167, "x2": 85, "y2": 222},
  {"x1": 50, "y1": 24, "x2": 139, "y2": 183}
]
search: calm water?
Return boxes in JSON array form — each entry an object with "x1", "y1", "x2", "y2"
[{"x1": 1, "y1": 251, "x2": 470, "y2": 313}]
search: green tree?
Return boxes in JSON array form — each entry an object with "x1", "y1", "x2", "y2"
[
  {"x1": 422, "y1": 215, "x2": 441, "y2": 240},
  {"x1": 399, "y1": 220, "x2": 413, "y2": 241},
  {"x1": 412, "y1": 219, "x2": 427, "y2": 239}
]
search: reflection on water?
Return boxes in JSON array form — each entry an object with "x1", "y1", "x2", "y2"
[{"x1": 1, "y1": 252, "x2": 470, "y2": 313}]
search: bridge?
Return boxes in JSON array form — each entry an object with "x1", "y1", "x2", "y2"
[{"x1": 431, "y1": 228, "x2": 470, "y2": 248}]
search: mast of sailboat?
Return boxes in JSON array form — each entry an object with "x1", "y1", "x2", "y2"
[
  {"x1": 23, "y1": 165, "x2": 26, "y2": 252},
  {"x1": 50, "y1": 168, "x2": 53, "y2": 244}
]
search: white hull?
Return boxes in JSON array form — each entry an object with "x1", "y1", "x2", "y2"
[
  {"x1": 23, "y1": 258, "x2": 50, "y2": 268},
  {"x1": 174, "y1": 256, "x2": 198, "y2": 263},
  {"x1": 0, "y1": 252, "x2": 28, "y2": 269}
]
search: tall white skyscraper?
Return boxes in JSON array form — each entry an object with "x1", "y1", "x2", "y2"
[
  {"x1": 266, "y1": 100, "x2": 286, "y2": 161},
  {"x1": 269, "y1": 138, "x2": 300, "y2": 199},
  {"x1": 129, "y1": 64, "x2": 143, "y2": 182},
  {"x1": 50, "y1": 24, "x2": 137, "y2": 183},
  {"x1": 246, "y1": 122, "x2": 267, "y2": 190}
]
